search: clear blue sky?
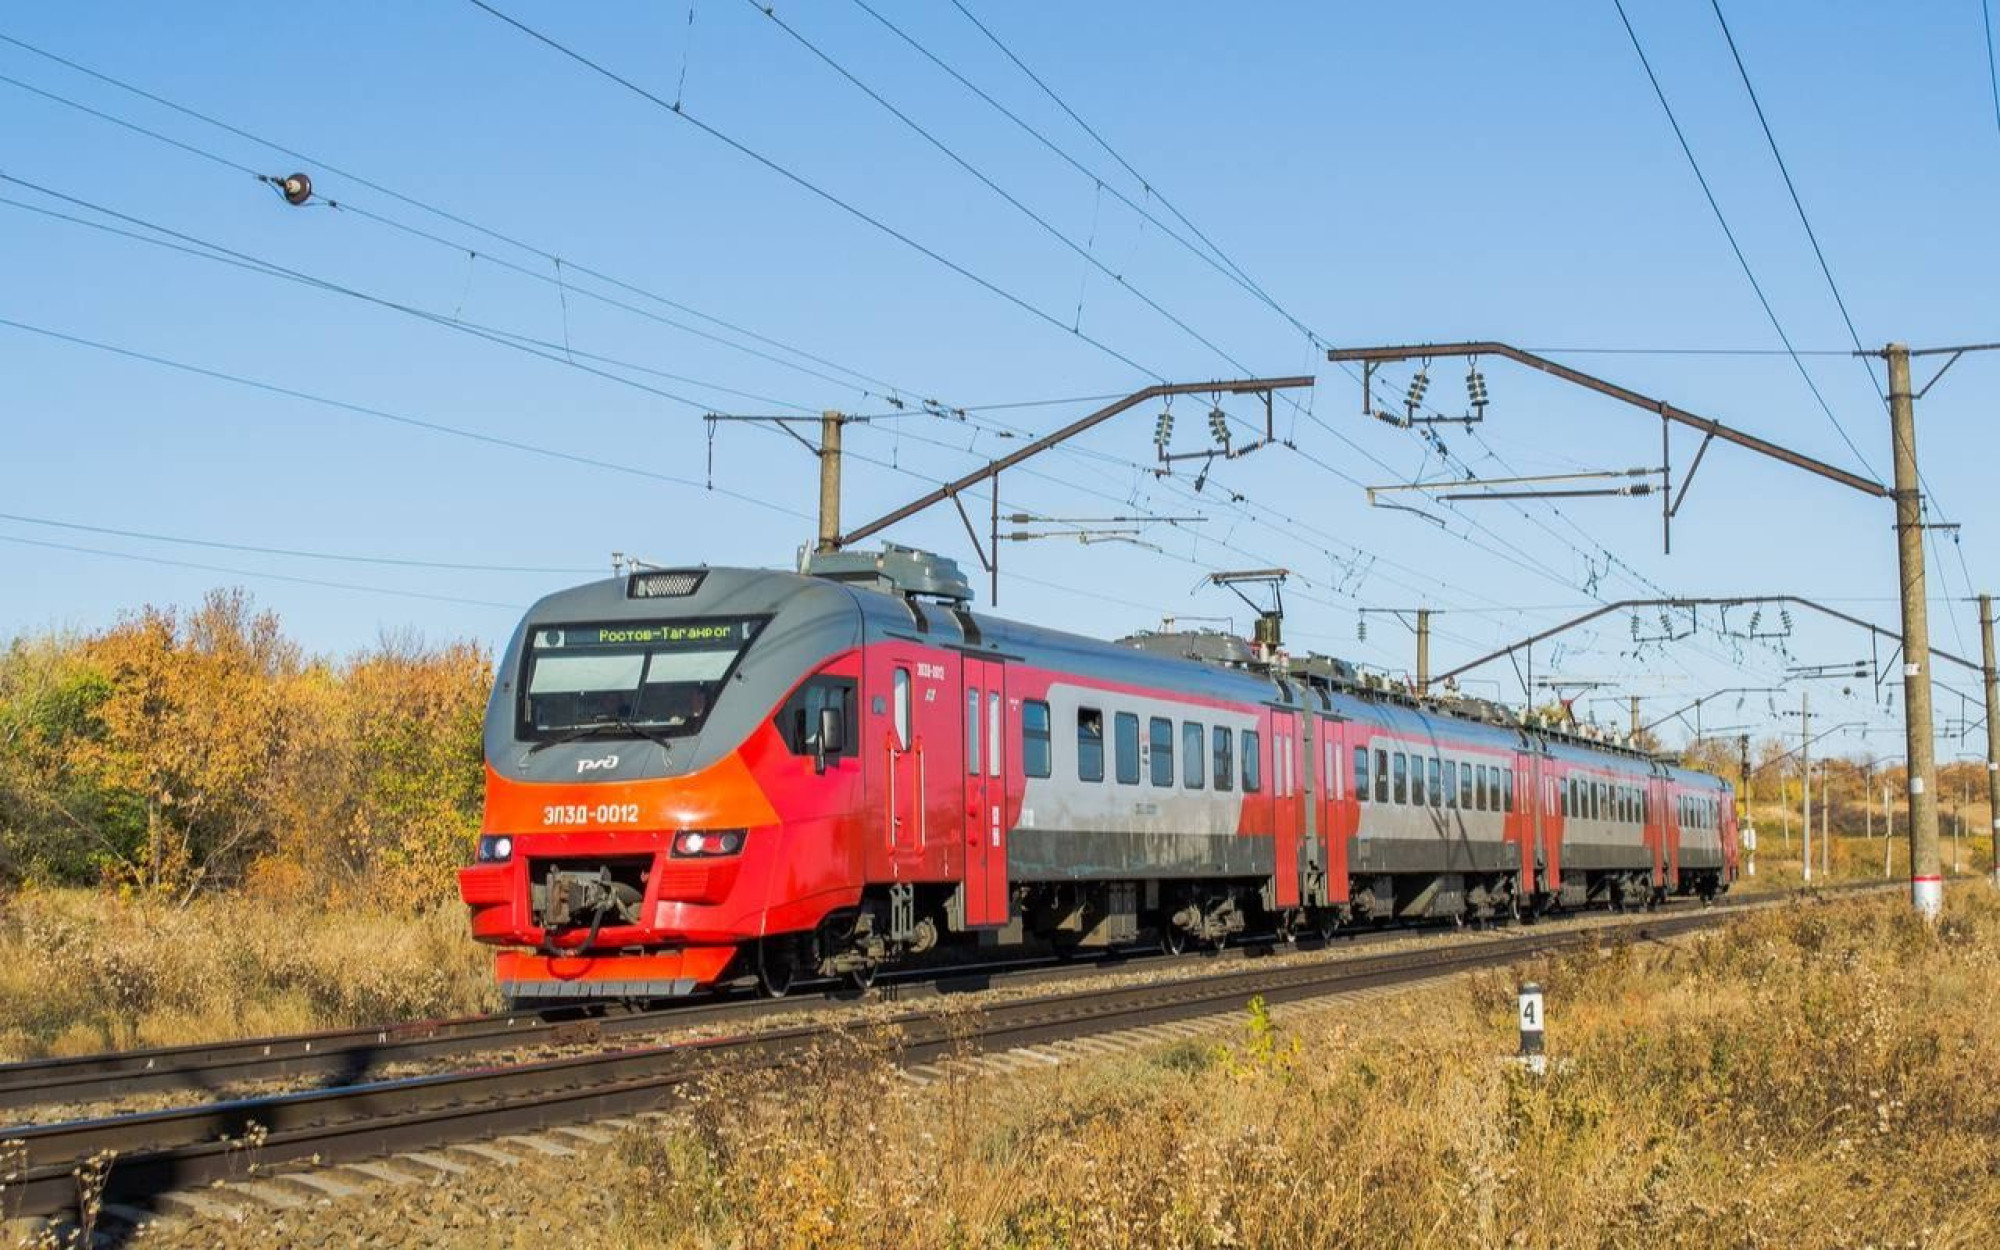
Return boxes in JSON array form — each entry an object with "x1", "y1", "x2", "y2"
[{"x1": 4, "y1": 1, "x2": 1997, "y2": 760}]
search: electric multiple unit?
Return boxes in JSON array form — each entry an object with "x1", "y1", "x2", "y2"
[{"x1": 458, "y1": 546, "x2": 1738, "y2": 1000}]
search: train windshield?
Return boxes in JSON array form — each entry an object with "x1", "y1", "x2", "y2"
[{"x1": 518, "y1": 618, "x2": 764, "y2": 740}]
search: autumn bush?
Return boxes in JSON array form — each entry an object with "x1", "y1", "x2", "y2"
[
  {"x1": 0, "y1": 588, "x2": 488, "y2": 902},
  {"x1": 608, "y1": 890, "x2": 2000, "y2": 1249}
]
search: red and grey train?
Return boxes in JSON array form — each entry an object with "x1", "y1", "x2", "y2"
[{"x1": 458, "y1": 546, "x2": 1738, "y2": 1000}]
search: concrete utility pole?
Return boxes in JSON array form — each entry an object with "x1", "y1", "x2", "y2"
[
  {"x1": 1822, "y1": 766, "x2": 1831, "y2": 878},
  {"x1": 1416, "y1": 609, "x2": 1432, "y2": 695},
  {"x1": 1629, "y1": 695, "x2": 1642, "y2": 739},
  {"x1": 1801, "y1": 687, "x2": 1813, "y2": 885},
  {"x1": 1887, "y1": 344, "x2": 1944, "y2": 918},
  {"x1": 815, "y1": 409, "x2": 845, "y2": 554},
  {"x1": 1983, "y1": 593, "x2": 2000, "y2": 889}
]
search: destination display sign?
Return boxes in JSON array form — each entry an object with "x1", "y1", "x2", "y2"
[{"x1": 534, "y1": 620, "x2": 759, "y2": 651}]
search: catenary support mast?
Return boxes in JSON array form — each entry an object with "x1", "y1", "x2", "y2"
[{"x1": 1886, "y1": 345, "x2": 1943, "y2": 917}]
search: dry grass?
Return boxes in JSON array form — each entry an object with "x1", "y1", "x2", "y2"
[
  {"x1": 0, "y1": 888, "x2": 495, "y2": 1059},
  {"x1": 1742, "y1": 799, "x2": 1996, "y2": 890},
  {"x1": 607, "y1": 890, "x2": 2000, "y2": 1249}
]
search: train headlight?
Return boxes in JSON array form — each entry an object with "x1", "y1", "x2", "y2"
[
  {"x1": 672, "y1": 829, "x2": 746, "y2": 858},
  {"x1": 477, "y1": 835, "x2": 514, "y2": 863}
]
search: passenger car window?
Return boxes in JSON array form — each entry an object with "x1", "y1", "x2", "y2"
[
  {"x1": 987, "y1": 692, "x2": 1001, "y2": 778},
  {"x1": 1184, "y1": 723, "x2": 1206, "y2": 789},
  {"x1": 1077, "y1": 707, "x2": 1105, "y2": 783},
  {"x1": 1354, "y1": 746, "x2": 1369, "y2": 802},
  {"x1": 966, "y1": 689, "x2": 981, "y2": 776},
  {"x1": 1214, "y1": 727, "x2": 1234, "y2": 792},
  {"x1": 892, "y1": 668, "x2": 911, "y2": 749},
  {"x1": 1149, "y1": 717, "x2": 1174, "y2": 787},
  {"x1": 1022, "y1": 699, "x2": 1051, "y2": 779},
  {"x1": 1242, "y1": 729, "x2": 1262, "y2": 793},
  {"x1": 1114, "y1": 712, "x2": 1140, "y2": 785}
]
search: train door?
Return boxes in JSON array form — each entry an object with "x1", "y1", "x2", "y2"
[
  {"x1": 1299, "y1": 708, "x2": 1322, "y2": 907},
  {"x1": 1324, "y1": 718, "x2": 1355, "y2": 904},
  {"x1": 1270, "y1": 710, "x2": 1301, "y2": 909},
  {"x1": 1720, "y1": 788, "x2": 1740, "y2": 881},
  {"x1": 1541, "y1": 763, "x2": 1565, "y2": 903},
  {"x1": 960, "y1": 657, "x2": 1009, "y2": 927},
  {"x1": 880, "y1": 650, "x2": 952, "y2": 881},
  {"x1": 1513, "y1": 749, "x2": 1538, "y2": 896},
  {"x1": 1653, "y1": 774, "x2": 1677, "y2": 891},
  {"x1": 1661, "y1": 783, "x2": 1681, "y2": 890}
]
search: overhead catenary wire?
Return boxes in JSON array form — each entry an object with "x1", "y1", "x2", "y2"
[
  {"x1": 1608, "y1": 0, "x2": 1882, "y2": 482},
  {"x1": 1705, "y1": 3, "x2": 1976, "y2": 637},
  {"x1": 841, "y1": 0, "x2": 1301, "y2": 329},
  {"x1": 946, "y1": 0, "x2": 1298, "y2": 335},
  {"x1": 1708, "y1": 0, "x2": 1884, "y2": 402},
  {"x1": 0, "y1": 511, "x2": 602, "y2": 576},
  {"x1": 0, "y1": 533, "x2": 527, "y2": 611},
  {"x1": 0, "y1": 35, "x2": 935, "y2": 406},
  {"x1": 463, "y1": 0, "x2": 1166, "y2": 381},
  {"x1": 743, "y1": 0, "x2": 1264, "y2": 382},
  {"x1": 0, "y1": 173, "x2": 816, "y2": 416},
  {"x1": 6, "y1": 35, "x2": 1153, "y2": 424},
  {"x1": 0, "y1": 315, "x2": 812, "y2": 522},
  {"x1": 1986, "y1": 0, "x2": 2000, "y2": 142}
]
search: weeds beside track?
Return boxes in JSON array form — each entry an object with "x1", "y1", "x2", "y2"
[{"x1": 0, "y1": 888, "x2": 1865, "y2": 1223}]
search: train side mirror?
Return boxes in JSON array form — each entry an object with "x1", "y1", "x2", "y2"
[{"x1": 813, "y1": 706, "x2": 846, "y2": 773}]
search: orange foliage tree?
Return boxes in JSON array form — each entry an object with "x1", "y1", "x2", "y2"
[{"x1": 0, "y1": 589, "x2": 489, "y2": 901}]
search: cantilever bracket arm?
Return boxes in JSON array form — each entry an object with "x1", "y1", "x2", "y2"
[
  {"x1": 1670, "y1": 429, "x2": 1716, "y2": 518},
  {"x1": 1327, "y1": 341, "x2": 1887, "y2": 498},
  {"x1": 1431, "y1": 594, "x2": 1983, "y2": 689},
  {"x1": 836, "y1": 376, "x2": 1314, "y2": 549}
]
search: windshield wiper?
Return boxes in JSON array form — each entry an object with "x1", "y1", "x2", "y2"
[{"x1": 526, "y1": 717, "x2": 677, "y2": 755}]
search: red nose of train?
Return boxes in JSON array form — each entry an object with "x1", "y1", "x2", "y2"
[{"x1": 458, "y1": 754, "x2": 781, "y2": 998}]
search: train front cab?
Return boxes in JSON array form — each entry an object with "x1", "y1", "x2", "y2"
[{"x1": 459, "y1": 569, "x2": 896, "y2": 1000}]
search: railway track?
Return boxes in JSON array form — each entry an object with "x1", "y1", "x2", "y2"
[
  {"x1": 0, "y1": 945, "x2": 1285, "y2": 1118},
  {"x1": 0, "y1": 917, "x2": 1500, "y2": 1118},
  {"x1": 0, "y1": 885, "x2": 1868, "y2": 1224}
]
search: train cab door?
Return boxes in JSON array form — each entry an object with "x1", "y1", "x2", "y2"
[
  {"x1": 959, "y1": 657, "x2": 1009, "y2": 928},
  {"x1": 880, "y1": 652, "x2": 952, "y2": 882},
  {"x1": 1269, "y1": 709, "x2": 1301, "y2": 910}
]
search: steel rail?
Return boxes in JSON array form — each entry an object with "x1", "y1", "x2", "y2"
[
  {"x1": 0, "y1": 924, "x2": 1449, "y2": 1116},
  {"x1": 2, "y1": 887, "x2": 1871, "y2": 1221}
]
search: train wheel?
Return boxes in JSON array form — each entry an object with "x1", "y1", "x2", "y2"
[
  {"x1": 756, "y1": 941, "x2": 796, "y2": 999},
  {"x1": 846, "y1": 962, "x2": 878, "y2": 992},
  {"x1": 1161, "y1": 926, "x2": 1188, "y2": 956}
]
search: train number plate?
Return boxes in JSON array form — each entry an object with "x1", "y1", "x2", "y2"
[{"x1": 542, "y1": 803, "x2": 642, "y2": 826}]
